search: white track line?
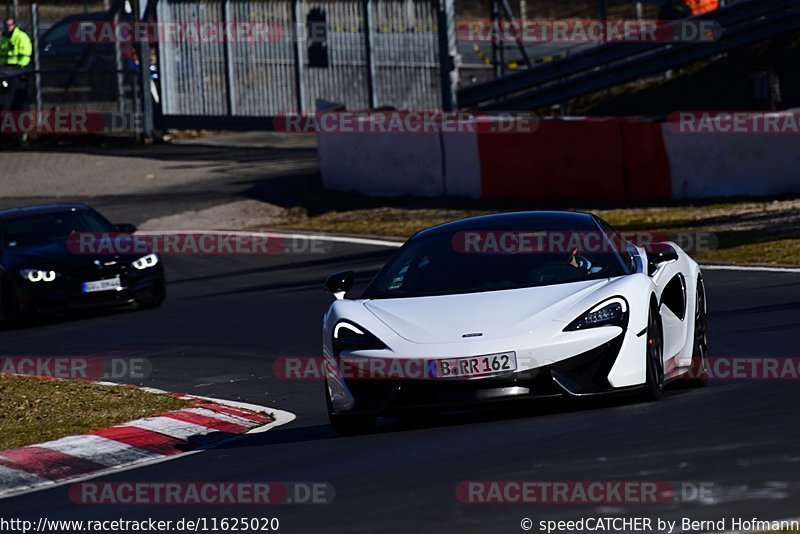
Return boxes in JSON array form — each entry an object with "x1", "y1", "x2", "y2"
[
  {"x1": 701, "y1": 264, "x2": 800, "y2": 273},
  {"x1": 140, "y1": 229, "x2": 800, "y2": 273},
  {"x1": 273, "y1": 233, "x2": 404, "y2": 248},
  {"x1": 290, "y1": 233, "x2": 800, "y2": 273},
  {"x1": 139, "y1": 230, "x2": 405, "y2": 249},
  {"x1": 217, "y1": 231, "x2": 800, "y2": 273}
]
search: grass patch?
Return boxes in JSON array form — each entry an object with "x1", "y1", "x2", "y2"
[
  {"x1": 700, "y1": 238, "x2": 800, "y2": 266},
  {"x1": 267, "y1": 197, "x2": 800, "y2": 266},
  {"x1": 0, "y1": 375, "x2": 192, "y2": 450}
]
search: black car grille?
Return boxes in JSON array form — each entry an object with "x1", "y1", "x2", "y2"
[{"x1": 66, "y1": 263, "x2": 128, "y2": 281}]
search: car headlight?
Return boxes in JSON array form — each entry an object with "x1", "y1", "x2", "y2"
[
  {"x1": 132, "y1": 253, "x2": 159, "y2": 270},
  {"x1": 332, "y1": 321, "x2": 386, "y2": 356},
  {"x1": 565, "y1": 297, "x2": 628, "y2": 331},
  {"x1": 19, "y1": 269, "x2": 59, "y2": 282}
]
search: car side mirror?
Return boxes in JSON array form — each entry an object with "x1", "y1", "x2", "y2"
[
  {"x1": 115, "y1": 223, "x2": 137, "y2": 233},
  {"x1": 324, "y1": 270, "x2": 354, "y2": 300},
  {"x1": 645, "y1": 243, "x2": 678, "y2": 276}
]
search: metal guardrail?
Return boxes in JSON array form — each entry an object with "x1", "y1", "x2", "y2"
[{"x1": 458, "y1": 0, "x2": 800, "y2": 110}]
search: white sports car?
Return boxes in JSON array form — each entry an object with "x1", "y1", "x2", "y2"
[{"x1": 322, "y1": 211, "x2": 709, "y2": 433}]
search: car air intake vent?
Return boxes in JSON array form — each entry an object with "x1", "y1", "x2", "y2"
[{"x1": 67, "y1": 264, "x2": 126, "y2": 280}]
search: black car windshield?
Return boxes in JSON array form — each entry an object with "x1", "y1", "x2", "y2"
[
  {"x1": 0, "y1": 210, "x2": 116, "y2": 250},
  {"x1": 363, "y1": 221, "x2": 628, "y2": 299}
]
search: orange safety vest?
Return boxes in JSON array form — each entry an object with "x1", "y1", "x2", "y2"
[{"x1": 686, "y1": 0, "x2": 719, "y2": 15}]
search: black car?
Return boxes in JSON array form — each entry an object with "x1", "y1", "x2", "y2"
[
  {"x1": 0, "y1": 204, "x2": 165, "y2": 323},
  {"x1": 38, "y1": 11, "x2": 145, "y2": 101}
]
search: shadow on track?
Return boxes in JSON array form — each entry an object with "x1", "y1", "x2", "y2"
[{"x1": 219, "y1": 386, "x2": 704, "y2": 450}]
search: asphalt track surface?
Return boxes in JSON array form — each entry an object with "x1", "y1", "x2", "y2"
[{"x1": 1, "y1": 240, "x2": 800, "y2": 533}]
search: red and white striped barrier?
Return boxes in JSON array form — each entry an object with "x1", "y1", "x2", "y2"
[{"x1": 318, "y1": 110, "x2": 800, "y2": 201}]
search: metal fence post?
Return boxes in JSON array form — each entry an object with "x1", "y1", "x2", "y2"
[
  {"x1": 113, "y1": 8, "x2": 126, "y2": 113},
  {"x1": 436, "y1": 0, "x2": 457, "y2": 110},
  {"x1": 222, "y1": 0, "x2": 236, "y2": 115},
  {"x1": 140, "y1": 36, "x2": 154, "y2": 138},
  {"x1": 31, "y1": 3, "x2": 42, "y2": 118},
  {"x1": 291, "y1": 0, "x2": 306, "y2": 113},
  {"x1": 596, "y1": 0, "x2": 606, "y2": 43},
  {"x1": 490, "y1": 0, "x2": 500, "y2": 78},
  {"x1": 363, "y1": 0, "x2": 377, "y2": 109},
  {"x1": 135, "y1": 0, "x2": 154, "y2": 138}
]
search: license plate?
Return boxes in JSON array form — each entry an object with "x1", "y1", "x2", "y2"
[
  {"x1": 82, "y1": 276, "x2": 122, "y2": 293},
  {"x1": 436, "y1": 352, "x2": 517, "y2": 379}
]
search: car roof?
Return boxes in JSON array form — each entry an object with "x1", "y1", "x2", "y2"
[
  {"x1": 412, "y1": 210, "x2": 598, "y2": 239},
  {"x1": 49, "y1": 11, "x2": 115, "y2": 23},
  {"x1": 0, "y1": 203, "x2": 93, "y2": 220}
]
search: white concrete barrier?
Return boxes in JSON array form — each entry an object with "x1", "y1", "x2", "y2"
[
  {"x1": 442, "y1": 126, "x2": 482, "y2": 199},
  {"x1": 318, "y1": 131, "x2": 446, "y2": 197},
  {"x1": 663, "y1": 113, "x2": 800, "y2": 199}
]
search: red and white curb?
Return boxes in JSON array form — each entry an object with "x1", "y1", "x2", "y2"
[{"x1": 0, "y1": 384, "x2": 295, "y2": 499}]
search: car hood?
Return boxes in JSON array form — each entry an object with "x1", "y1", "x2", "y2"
[
  {"x1": 363, "y1": 279, "x2": 612, "y2": 344},
  {"x1": 2, "y1": 242, "x2": 142, "y2": 271}
]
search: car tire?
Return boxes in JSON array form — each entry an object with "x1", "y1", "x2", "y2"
[
  {"x1": 325, "y1": 380, "x2": 376, "y2": 435},
  {"x1": 684, "y1": 276, "x2": 710, "y2": 387},
  {"x1": 642, "y1": 301, "x2": 665, "y2": 400},
  {"x1": 136, "y1": 281, "x2": 166, "y2": 309}
]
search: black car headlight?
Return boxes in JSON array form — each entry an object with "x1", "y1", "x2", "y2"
[
  {"x1": 565, "y1": 297, "x2": 628, "y2": 331},
  {"x1": 19, "y1": 269, "x2": 59, "y2": 283},
  {"x1": 332, "y1": 321, "x2": 386, "y2": 356}
]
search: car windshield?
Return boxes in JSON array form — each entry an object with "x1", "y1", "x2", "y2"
[
  {"x1": 363, "y1": 221, "x2": 628, "y2": 299},
  {"x1": 0, "y1": 209, "x2": 116, "y2": 250}
]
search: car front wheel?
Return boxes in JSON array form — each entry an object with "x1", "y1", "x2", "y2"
[
  {"x1": 325, "y1": 380, "x2": 376, "y2": 435},
  {"x1": 642, "y1": 302, "x2": 665, "y2": 400},
  {"x1": 685, "y1": 276, "x2": 710, "y2": 386}
]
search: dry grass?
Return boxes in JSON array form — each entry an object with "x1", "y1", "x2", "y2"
[
  {"x1": 268, "y1": 198, "x2": 800, "y2": 266},
  {"x1": 0, "y1": 375, "x2": 192, "y2": 450}
]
